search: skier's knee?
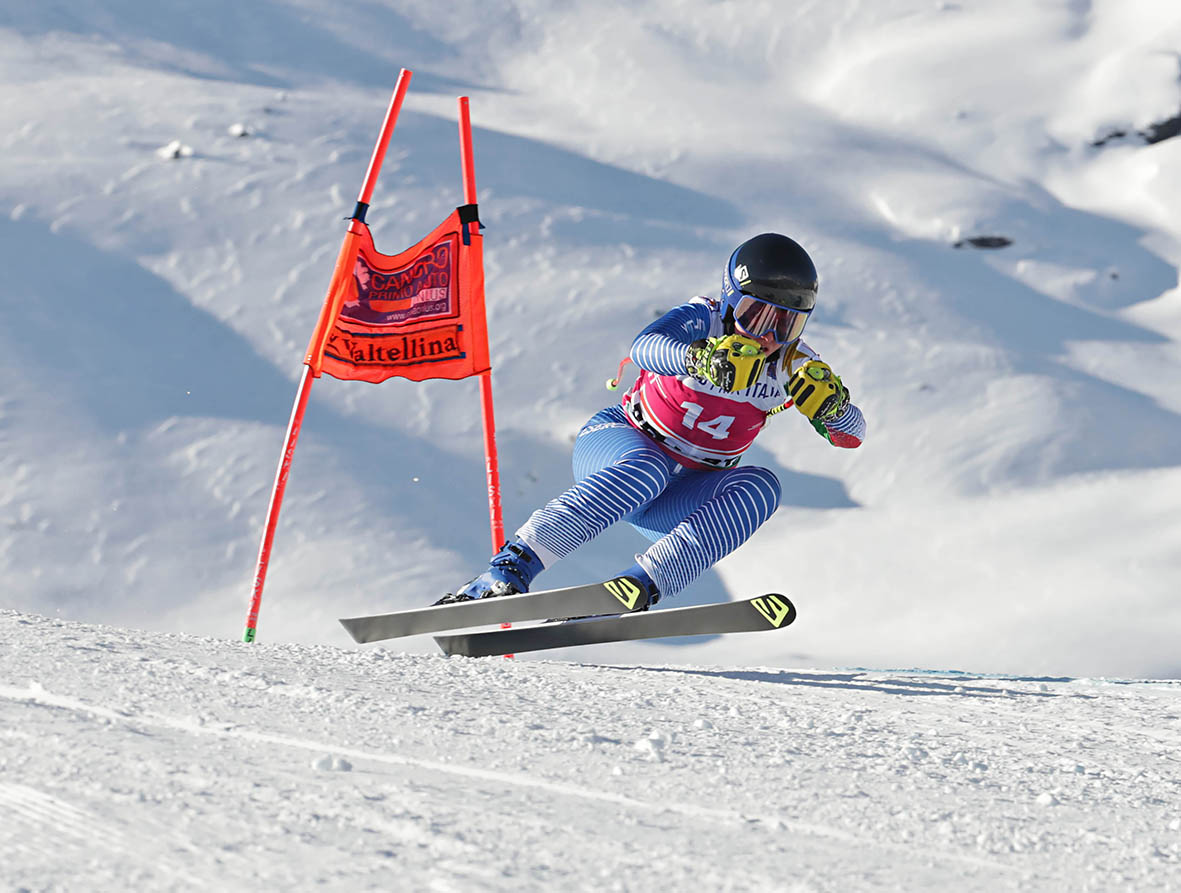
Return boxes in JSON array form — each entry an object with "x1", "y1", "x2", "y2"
[{"x1": 728, "y1": 466, "x2": 781, "y2": 516}]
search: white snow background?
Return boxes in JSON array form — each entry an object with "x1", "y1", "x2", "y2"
[{"x1": 2, "y1": 0, "x2": 1181, "y2": 889}]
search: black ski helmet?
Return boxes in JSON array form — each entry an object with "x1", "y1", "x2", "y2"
[{"x1": 721, "y1": 233, "x2": 818, "y2": 314}]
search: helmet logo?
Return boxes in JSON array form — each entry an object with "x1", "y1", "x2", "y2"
[{"x1": 734, "y1": 263, "x2": 750, "y2": 284}]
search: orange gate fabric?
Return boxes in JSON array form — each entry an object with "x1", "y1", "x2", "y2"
[{"x1": 304, "y1": 209, "x2": 489, "y2": 383}]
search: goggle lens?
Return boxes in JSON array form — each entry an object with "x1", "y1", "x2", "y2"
[{"x1": 733, "y1": 295, "x2": 809, "y2": 344}]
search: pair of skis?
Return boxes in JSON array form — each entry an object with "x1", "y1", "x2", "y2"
[{"x1": 338, "y1": 576, "x2": 796, "y2": 657}]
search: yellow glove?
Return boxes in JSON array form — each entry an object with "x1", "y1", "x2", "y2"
[
  {"x1": 685, "y1": 334, "x2": 767, "y2": 392},
  {"x1": 788, "y1": 360, "x2": 849, "y2": 421}
]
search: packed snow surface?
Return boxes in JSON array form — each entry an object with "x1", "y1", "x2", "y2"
[{"x1": 3, "y1": 611, "x2": 1181, "y2": 891}]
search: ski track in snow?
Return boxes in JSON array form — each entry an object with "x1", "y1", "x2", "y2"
[
  {"x1": 3, "y1": 612, "x2": 1181, "y2": 891},
  {"x1": 0, "y1": 682, "x2": 1016, "y2": 877},
  {"x1": 0, "y1": 779, "x2": 197, "y2": 888}
]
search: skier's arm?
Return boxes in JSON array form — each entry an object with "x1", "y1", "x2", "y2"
[
  {"x1": 818, "y1": 402, "x2": 866, "y2": 449},
  {"x1": 629, "y1": 302, "x2": 713, "y2": 376}
]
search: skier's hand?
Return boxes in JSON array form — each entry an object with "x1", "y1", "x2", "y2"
[
  {"x1": 685, "y1": 334, "x2": 767, "y2": 392},
  {"x1": 789, "y1": 360, "x2": 850, "y2": 422}
]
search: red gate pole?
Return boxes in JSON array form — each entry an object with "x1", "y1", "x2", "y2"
[
  {"x1": 243, "y1": 365, "x2": 314, "y2": 642},
  {"x1": 242, "y1": 69, "x2": 413, "y2": 643},
  {"x1": 457, "y1": 96, "x2": 505, "y2": 554},
  {"x1": 458, "y1": 97, "x2": 511, "y2": 656}
]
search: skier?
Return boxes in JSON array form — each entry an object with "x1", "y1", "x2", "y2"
[{"x1": 440, "y1": 233, "x2": 865, "y2": 607}]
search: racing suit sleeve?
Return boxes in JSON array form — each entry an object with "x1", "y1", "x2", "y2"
[
  {"x1": 629, "y1": 302, "x2": 713, "y2": 376},
  {"x1": 820, "y1": 402, "x2": 866, "y2": 448}
]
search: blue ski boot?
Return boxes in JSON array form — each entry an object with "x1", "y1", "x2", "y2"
[
  {"x1": 435, "y1": 540, "x2": 545, "y2": 605},
  {"x1": 618, "y1": 562, "x2": 660, "y2": 609},
  {"x1": 546, "y1": 562, "x2": 660, "y2": 623}
]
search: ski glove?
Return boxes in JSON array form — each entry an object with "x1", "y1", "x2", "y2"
[
  {"x1": 788, "y1": 360, "x2": 850, "y2": 422},
  {"x1": 685, "y1": 334, "x2": 766, "y2": 393}
]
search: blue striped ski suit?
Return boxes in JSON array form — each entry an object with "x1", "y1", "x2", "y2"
[{"x1": 515, "y1": 299, "x2": 866, "y2": 600}]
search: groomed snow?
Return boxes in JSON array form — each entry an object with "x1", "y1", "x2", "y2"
[{"x1": 3, "y1": 611, "x2": 1180, "y2": 890}]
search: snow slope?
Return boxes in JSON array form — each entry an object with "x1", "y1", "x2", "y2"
[
  {"x1": 1, "y1": 0, "x2": 1180, "y2": 676},
  {"x1": 4, "y1": 610, "x2": 1181, "y2": 891}
]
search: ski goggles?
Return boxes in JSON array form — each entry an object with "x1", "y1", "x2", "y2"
[{"x1": 732, "y1": 294, "x2": 810, "y2": 344}]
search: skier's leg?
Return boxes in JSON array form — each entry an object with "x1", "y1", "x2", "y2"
[
  {"x1": 515, "y1": 406, "x2": 677, "y2": 567},
  {"x1": 624, "y1": 465, "x2": 782, "y2": 600},
  {"x1": 446, "y1": 407, "x2": 676, "y2": 601}
]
